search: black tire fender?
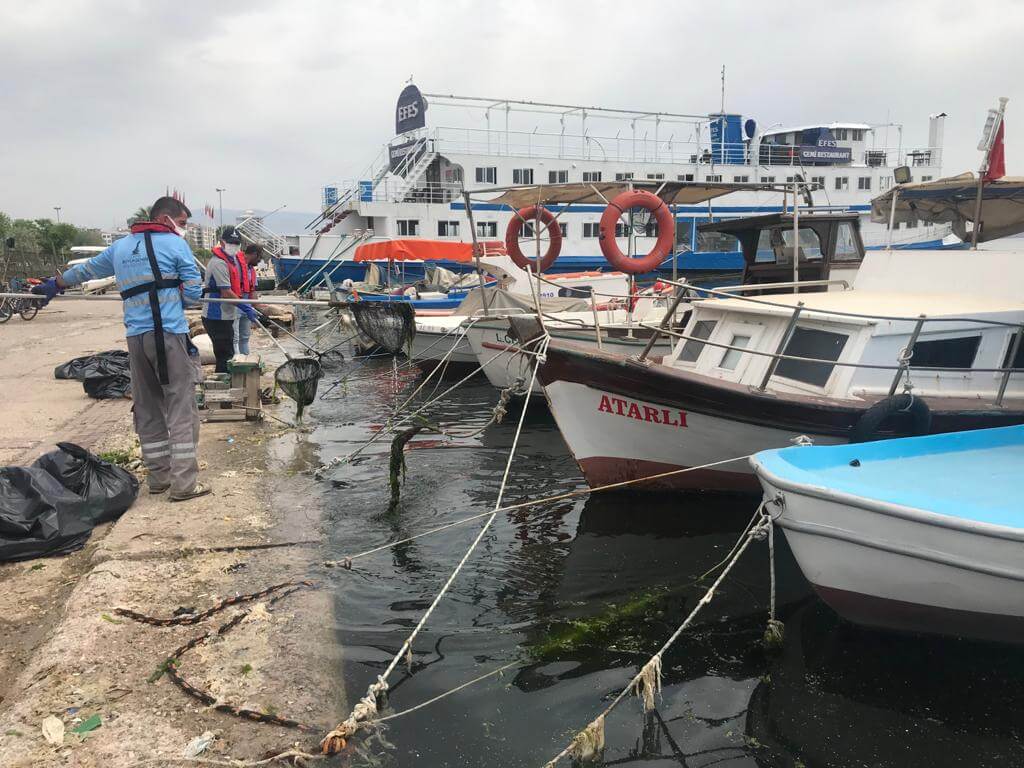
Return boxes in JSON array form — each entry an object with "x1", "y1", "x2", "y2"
[{"x1": 850, "y1": 394, "x2": 932, "y2": 443}]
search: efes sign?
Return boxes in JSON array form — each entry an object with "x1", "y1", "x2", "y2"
[{"x1": 395, "y1": 84, "x2": 427, "y2": 134}]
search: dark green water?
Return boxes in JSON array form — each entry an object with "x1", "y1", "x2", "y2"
[{"x1": 302, "y1": 340, "x2": 1024, "y2": 768}]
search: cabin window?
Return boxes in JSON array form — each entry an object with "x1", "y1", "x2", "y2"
[
  {"x1": 679, "y1": 320, "x2": 716, "y2": 363},
  {"x1": 760, "y1": 176, "x2": 775, "y2": 183},
  {"x1": 852, "y1": 129, "x2": 865, "y2": 141},
  {"x1": 677, "y1": 173, "x2": 694, "y2": 182},
  {"x1": 476, "y1": 221, "x2": 497, "y2": 238},
  {"x1": 706, "y1": 174, "x2": 723, "y2": 183},
  {"x1": 522, "y1": 222, "x2": 568, "y2": 238},
  {"x1": 733, "y1": 175, "x2": 750, "y2": 183},
  {"x1": 835, "y1": 177, "x2": 849, "y2": 191},
  {"x1": 880, "y1": 176, "x2": 893, "y2": 191},
  {"x1": 780, "y1": 227, "x2": 823, "y2": 260},
  {"x1": 696, "y1": 228, "x2": 739, "y2": 253},
  {"x1": 910, "y1": 336, "x2": 981, "y2": 370},
  {"x1": 437, "y1": 220, "x2": 459, "y2": 237},
  {"x1": 475, "y1": 167, "x2": 497, "y2": 184},
  {"x1": 583, "y1": 222, "x2": 600, "y2": 238},
  {"x1": 905, "y1": 218, "x2": 918, "y2": 229},
  {"x1": 676, "y1": 220, "x2": 693, "y2": 248},
  {"x1": 834, "y1": 128, "x2": 849, "y2": 140},
  {"x1": 921, "y1": 175, "x2": 933, "y2": 182},
  {"x1": 615, "y1": 172, "x2": 634, "y2": 181},
  {"x1": 397, "y1": 219, "x2": 419, "y2": 236},
  {"x1": 776, "y1": 327, "x2": 849, "y2": 387},
  {"x1": 647, "y1": 173, "x2": 665, "y2": 180},
  {"x1": 811, "y1": 175, "x2": 825, "y2": 187},
  {"x1": 1001, "y1": 332, "x2": 1024, "y2": 370},
  {"x1": 857, "y1": 177, "x2": 872, "y2": 190},
  {"x1": 719, "y1": 333, "x2": 752, "y2": 371},
  {"x1": 549, "y1": 170, "x2": 569, "y2": 184},
  {"x1": 834, "y1": 222, "x2": 861, "y2": 262},
  {"x1": 512, "y1": 168, "x2": 533, "y2": 185},
  {"x1": 583, "y1": 171, "x2": 602, "y2": 182}
]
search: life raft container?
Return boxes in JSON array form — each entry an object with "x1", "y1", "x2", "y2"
[
  {"x1": 504, "y1": 205, "x2": 562, "y2": 273},
  {"x1": 598, "y1": 189, "x2": 675, "y2": 274}
]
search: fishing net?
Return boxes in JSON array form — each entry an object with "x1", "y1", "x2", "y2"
[
  {"x1": 349, "y1": 302, "x2": 416, "y2": 354},
  {"x1": 274, "y1": 357, "x2": 323, "y2": 419}
]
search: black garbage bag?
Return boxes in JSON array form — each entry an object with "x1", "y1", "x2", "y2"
[
  {"x1": 32, "y1": 442, "x2": 139, "y2": 522},
  {"x1": 54, "y1": 350, "x2": 130, "y2": 381},
  {"x1": 82, "y1": 374, "x2": 132, "y2": 400},
  {"x1": 0, "y1": 443, "x2": 139, "y2": 562}
]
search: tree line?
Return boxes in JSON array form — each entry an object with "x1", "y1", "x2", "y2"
[{"x1": 0, "y1": 212, "x2": 105, "y2": 281}]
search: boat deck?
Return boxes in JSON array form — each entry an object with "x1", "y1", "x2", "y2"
[{"x1": 753, "y1": 425, "x2": 1024, "y2": 528}]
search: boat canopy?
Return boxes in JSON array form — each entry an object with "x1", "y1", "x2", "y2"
[
  {"x1": 870, "y1": 172, "x2": 1024, "y2": 242},
  {"x1": 353, "y1": 239, "x2": 505, "y2": 263},
  {"x1": 482, "y1": 180, "x2": 789, "y2": 208}
]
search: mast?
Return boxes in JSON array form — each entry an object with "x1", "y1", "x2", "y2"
[{"x1": 971, "y1": 97, "x2": 1009, "y2": 249}]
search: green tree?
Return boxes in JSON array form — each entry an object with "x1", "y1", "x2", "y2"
[{"x1": 128, "y1": 206, "x2": 151, "y2": 226}]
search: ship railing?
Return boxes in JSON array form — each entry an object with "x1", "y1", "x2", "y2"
[
  {"x1": 634, "y1": 278, "x2": 1024, "y2": 406},
  {"x1": 330, "y1": 179, "x2": 464, "y2": 205},
  {"x1": 235, "y1": 214, "x2": 286, "y2": 258}
]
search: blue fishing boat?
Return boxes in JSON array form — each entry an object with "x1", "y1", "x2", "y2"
[{"x1": 751, "y1": 425, "x2": 1024, "y2": 643}]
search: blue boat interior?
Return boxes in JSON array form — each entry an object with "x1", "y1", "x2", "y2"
[{"x1": 752, "y1": 426, "x2": 1024, "y2": 527}]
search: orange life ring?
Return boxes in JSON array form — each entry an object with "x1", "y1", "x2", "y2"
[
  {"x1": 505, "y1": 206, "x2": 562, "y2": 273},
  {"x1": 598, "y1": 190, "x2": 675, "y2": 274}
]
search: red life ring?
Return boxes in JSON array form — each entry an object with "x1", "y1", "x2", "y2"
[
  {"x1": 505, "y1": 205, "x2": 562, "y2": 273},
  {"x1": 598, "y1": 190, "x2": 675, "y2": 274}
]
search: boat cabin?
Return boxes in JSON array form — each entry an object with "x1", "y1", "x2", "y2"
[{"x1": 697, "y1": 212, "x2": 864, "y2": 292}]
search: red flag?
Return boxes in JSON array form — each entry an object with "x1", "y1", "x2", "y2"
[{"x1": 985, "y1": 121, "x2": 1006, "y2": 182}]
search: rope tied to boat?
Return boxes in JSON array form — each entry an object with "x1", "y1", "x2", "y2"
[
  {"x1": 545, "y1": 509, "x2": 771, "y2": 767},
  {"x1": 763, "y1": 501, "x2": 785, "y2": 651}
]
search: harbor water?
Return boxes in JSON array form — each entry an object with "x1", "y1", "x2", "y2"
[{"x1": 301, "y1": 324, "x2": 1024, "y2": 767}]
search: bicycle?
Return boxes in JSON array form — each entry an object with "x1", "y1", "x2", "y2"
[{"x1": 0, "y1": 284, "x2": 42, "y2": 323}]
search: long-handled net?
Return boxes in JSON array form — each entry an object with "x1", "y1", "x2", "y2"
[
  {"x1": 349, "y1": 302, "x2": 416, "y2": 354},
  {"x1": 274, "y1": 356, "x2": 323, "y2": 419}
]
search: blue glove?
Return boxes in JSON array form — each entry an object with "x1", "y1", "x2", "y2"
[
  {"x1": 31, "y1": 278, "x2": 62, "y2": 305},
  {"x1": 241, "y1": 304, "x2": 258, "y2": 322}
]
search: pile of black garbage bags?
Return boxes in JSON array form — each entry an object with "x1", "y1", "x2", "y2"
[
  {"x1": 54, "y1": 350, "x2": 131, "y2": 399},
  {"x1": 0, "y1": 443, "x2": 139, "y2": 561}
]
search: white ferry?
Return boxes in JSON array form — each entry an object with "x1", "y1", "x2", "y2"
[{"x1": 256, "y1": 85, "x2": 950, "y2": 289}]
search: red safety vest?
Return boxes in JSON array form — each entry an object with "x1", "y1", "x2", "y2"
[
  {"x1": 235, "y1": 253, "x2": 253, "y2": 295},
  {"x1": 210, "y1": 246, "x2": 242, "y2": 296}
]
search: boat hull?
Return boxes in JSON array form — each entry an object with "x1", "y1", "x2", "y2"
[
  {"x1": 537, "y1": 340, "x2": 1024, "y2": 493},
  {"x1": 755, "y1": 473, "x2": 1024, "y2": 642}
]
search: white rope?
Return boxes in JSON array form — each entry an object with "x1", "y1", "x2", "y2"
[
  {"x1": 376, "y1": 661, "x2": 519, "y2": 723},
  {"x1": 543, "y1": 508, "x2": 770, "y2": 767},
  {"x1": 320, "y1": 336, "x2": 547, "y2": 754}
]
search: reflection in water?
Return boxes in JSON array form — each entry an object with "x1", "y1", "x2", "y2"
[{"x1": 299, "y1": 328, "x2": 1024, "y2": 768}]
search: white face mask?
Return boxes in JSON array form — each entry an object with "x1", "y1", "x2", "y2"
[
  {"x1": 224, "y1": 243, "x2": 241, "y2": 256},
  {"x1": 166, "y1": 217, "x2": 188, "y2": 237}
]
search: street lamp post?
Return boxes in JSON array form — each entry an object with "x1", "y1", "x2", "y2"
[
  {"x1": 215, "y1": 188, "x2": 226, "y2": 229},
  {"x1": 53, "y1": 206, "x2": 62, "y2": 223}
]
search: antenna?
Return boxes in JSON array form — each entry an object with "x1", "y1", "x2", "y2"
[{"x1": 720, "y1": 65, "x2": 726, "y2": 113}]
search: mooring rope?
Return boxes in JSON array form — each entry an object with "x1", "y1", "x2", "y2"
[
  {"x1": 319, "y1": 336, "x2": 549, "y2": 754},
  {"x1": 543, "y1": 505, "x2": 771, "y2": 767}
]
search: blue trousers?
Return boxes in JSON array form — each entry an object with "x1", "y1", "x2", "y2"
[{"x1": 234, "y1": 314, "x2": 252, "y2": 355}]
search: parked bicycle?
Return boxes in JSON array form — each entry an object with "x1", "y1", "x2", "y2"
[{"x1": 0, "y1": 281, "x2": 42, "y2": 323}]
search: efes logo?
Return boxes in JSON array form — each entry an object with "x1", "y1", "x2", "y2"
[{"x1": 395, "y1": 84, "x2": 427, "y2": 135}]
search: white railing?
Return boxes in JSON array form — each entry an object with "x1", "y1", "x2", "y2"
[{"x1": 235, "y1": 215, "x2": 286, "y2": 257}]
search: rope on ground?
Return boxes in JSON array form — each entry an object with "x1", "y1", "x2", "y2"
[
  {"x1": 319, "y1": 336, "x2": 548, "y2": 755},
  {"x1": 542, "y1": 506, "x2": 770, "y2": 767}
]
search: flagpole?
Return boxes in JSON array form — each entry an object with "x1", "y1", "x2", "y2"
[{"x1": 971, "y1": 96, "x2": 1009, "y2": 249}]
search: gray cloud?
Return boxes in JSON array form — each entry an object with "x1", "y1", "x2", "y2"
[{"x1": 2, "y1": 0, "x2": 1022, "y2": 228}]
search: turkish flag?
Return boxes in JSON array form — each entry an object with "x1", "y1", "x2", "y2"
[{"x1": 985, "y1": 121, "x2": 1006, "y2": 181}]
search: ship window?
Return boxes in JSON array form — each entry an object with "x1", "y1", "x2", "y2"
[
  {"x1": 706, "y1": 174, "x2": 723, "y2": 183},
  {"x1": 734, "y1": 175, "x2": 750, "y2": 183},
  {"x1": 781, "y1": 227, "x2": 823, "y2": 260},
  {"x1": 512, "y1": 168, "x2": 533, "y2": 185},
  {"x1": 583, "y1": 222, "x2": 600, "y2": 238},
  {"x1": 647, "y1": 172, "x2": 665, "y2": 180},
  {"x1": 910, "y1": 336, "x2": 981, "y2": 370},
  {"x1": 697, "y1": 227, "x2": 739, "y2": 253},
  {"x1": 677, "y1": 173, "x2": 695, "y2": 182},
  {"x1": 397, "y1": 219, "x2": 419, "y2": 236},
  {"x1": 476, "y1": 221, "x2": 497, "y2": 238},
  {"x1": 921, "y1": 175, "x2": 933, "y2": 182},
  {"x1": 760, "y1": 176, "x2": 775, "y2": 183},
  {"x1": 679, "y1": 320, "x2": 716, "y2": 363},
  {"x1": 1001, "y1": 332, "x2": 1024, "y2": 369},
  {"x1": 583, "y1": 171, "x2": 602, "y2": 182},
  {"x1": 811, "y1": 175, "x2": 825, "y2": 187},
  {"x1": 852, "y1": 129, "x2": 865, "y2": 141},
  {"x1": 834, "y1": 128, "x2": 849, "y2": 140},
  {"x1": 475, "y1": 166, "x2": 497, "y2": 184},
  {"x1": 549, "y1": 170, "x2": 569, "y2": 183},
  {"x1": 437, "y1": 220, "x2": 459, "y2": 237},
  {"x1": 615, "y1": 172, "x2": 634, "y2": 181},
  {"x1": 858, "y1": 177, "x2": 872, "y2": 190},
  {"x1": 906, "y1": 218, "x2": 918, "y2": 229},
  {"x1": 776, "y1": 327, "x2": 849, "y2": 387},
  {"x1": 522, "y1": 222, "x2": 567, "y2": 238},
  {"x1": 834, "y1": 221, "x2": 861, "y2": 262},
  {"x1": 676, "y1": 220, "x2": 693, "y2": 247},
  {"x1": 835, "y1": 177, "x2": 849, "y2": 191},
  {"x1": 719, "y1": 333, "x2": 752, "y2": 370}
]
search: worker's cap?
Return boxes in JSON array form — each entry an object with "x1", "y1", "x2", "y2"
[{"x1": 220, "y1": 226, "x2": 242, "y2": 245}]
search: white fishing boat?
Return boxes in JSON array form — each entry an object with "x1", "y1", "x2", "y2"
[{"x1": 750, "y1": 425, "x2": 1024, "y2": 642}]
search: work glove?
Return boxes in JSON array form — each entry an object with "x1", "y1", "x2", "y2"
[
  {"x1": 31, "y1": 277, "x2": 62, "y2": 305},
  {"x1": 241, "y1": 304, "x2": 258, "y2": 322}
]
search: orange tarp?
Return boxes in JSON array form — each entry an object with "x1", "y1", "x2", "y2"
[{"x1": 353, "y1": 239, "x2": 505, "y2": 263}]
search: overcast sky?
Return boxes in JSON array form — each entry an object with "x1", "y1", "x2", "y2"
[{"x1": 3, "y1": 0, "x2": 1022, "y2": 230}]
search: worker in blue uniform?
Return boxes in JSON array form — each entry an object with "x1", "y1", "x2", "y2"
[{"x1": 33, "y1": 197, "x2": 212, "y2": 502}]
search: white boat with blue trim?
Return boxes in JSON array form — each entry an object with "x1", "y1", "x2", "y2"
[{"x1": 750, "y1": 425, "x2": 1024, "y2": 642}]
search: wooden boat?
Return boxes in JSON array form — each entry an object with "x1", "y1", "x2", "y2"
[{"x1": 750, "y1": 425, "x2": 1024, "y2": 642}]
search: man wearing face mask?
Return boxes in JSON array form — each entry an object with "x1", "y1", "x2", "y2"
[
  {"x1": 32, "y1": 196, "x2": 211, "y2": 502},
  {"x1": 202, "y1": 226, "x2": 243, "y2": 373}
]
